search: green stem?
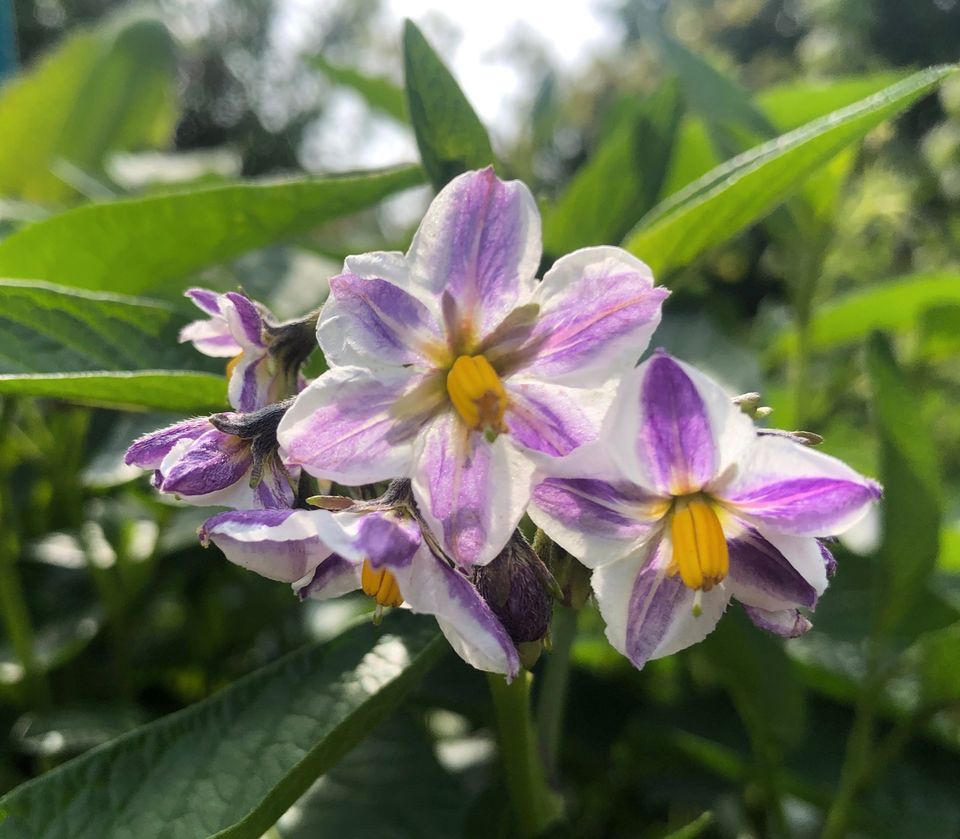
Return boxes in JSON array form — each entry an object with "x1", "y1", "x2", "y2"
[
  {"x1": 536, "y1": 604, "x2": 577, "y2": 780},
  {"x1": 487, "y1": 671, "x2": 561, "y2": 837}
]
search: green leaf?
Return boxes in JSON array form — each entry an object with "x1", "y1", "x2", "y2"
[
  {"x1": 911, "y1": 623, "x2": 960, "y2": 708},
  {"x1": 402, "y1": 20, "x2": 495, "y2": 190},
  {"x1": 312, "y1": 55, "x2": 407, "y2": 122},
  {"x1": 623, "y1": 65, "x2": 957, "y2": 275},
  {"x1": 0, "y1": 280, "x2": 226, "y2": 411},
  {"x1": 868, "y1": 333, "x2": 942, "y2": 635},
  {"x1": 656, "y1": 116, "x2": 718, "y2": 201},
  {"x1": 0, "y1": 165, "x2": 424, "y2": 294},
  {"x1": 542, "y1": 82, "x2": 683, "y2": 255},
  {"x1": 0, "y1": 613, "x2": 445, "y2": 839},
  {"x1": 0, "y1": 18, "x2": 176, "y2": 205},
  {"x1": 770, "y1": 273, "x2": 960, "y2": 359},
  {"x1": 662, "y1": 811, "x2": 714, "y2": 839}
]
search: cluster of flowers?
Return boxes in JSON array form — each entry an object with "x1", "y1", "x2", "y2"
[{"x1": 126, "y1": 168, "x2": 881, "y2": 680}]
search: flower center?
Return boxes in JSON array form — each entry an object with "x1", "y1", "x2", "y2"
[
  {"x1": 446, "y1": 355, "x2": 508, "y2": 434},
  {"x1": 668, "y1": 495, "x2": 729, "y2": 592},
  {"x1": 361, "y1": 559, "x2": 404, "y2": 608}
]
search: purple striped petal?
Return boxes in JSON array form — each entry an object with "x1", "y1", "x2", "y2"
[
  {"x1": 200, "y1": 508, "x2": 335, "y2": 583},
  {"x1": 228, "y1": 352, "x2": 273, "y2": 412},
  {"x1": 185, "y1": 288, "x2": 223, "y2": 316},
  {"x1": 391, "y1": 545, "x2": 520, "y2": 679},
  {"x1": 521, "y1": 247, "x2": 668, "y2": 384},
  {"x1": 253, "y1": 459, "x2": 299, "y2": 510},
  {"x1": 318, "y1": 273, "x2": 445, "y2": 369},
  {"x1": 528, "y1": 477, "x2": 665, "y2": 567},
  {"x1": 407, "y1": 168, "x2": 541, "y2": 335},
  {"x1": 726, "y1": 526, "x2": 821, "y2": 611},
  {"x1": 295, "y1": 555, "x2": 362, "y2": 601},
  {"x1": 412, "y1": 412, "x2": 537, "y2": 568},
  {"x1": 820, "y1": 541, "x2": 838, "y2": 577},
  {"x1": 223, "y1": 292, "x2": 266, "y2": 348},
  {"x1": 124, "y1": 417, "x2": 211, "y2": 468},
  {"x1": 721, "y1": 435, "x2": 882, "y2": 536},
  {"x1": 592, "y1": 537, "x2": 730, "y2": 669},
  {"x1": 159, "y1": 429, "x2": 251, "y2": 496},
  {"x1": 323, "y1": 510, "x2": 422, "y2": 571},
  {"x1": 742, "y1": 604, "x2": 813, "y2": 638},
  {"x1": 179, "y1": 318, "x2": 241, "y2": 358},
  {"x1": 278, "y1": 366, "x2": 431, "y2": 485}
]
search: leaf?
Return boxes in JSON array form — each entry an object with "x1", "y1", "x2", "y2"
[
  {"x1": 662, "y1": 811, "x2": 714, "y2": 839},
  {"x1": 868, "y1": 333, "x2": 942, "y2": 635},
  {"x1": 623, "y1": 65, "x2": 957, "y2": 275},
  {"x1": 277, "y1": 714, "x2": 466, "y2": 839},
  {"x1": 911, "y1": 623, "x2": 960, "y2": 708},
  {"x1": 0, "y1": 165, "x2": 424, "y2": 293},
  {"x1": 402, "y1": 20, "x2": 495, "y2": 190},
  {"x1": 770, "y1": 273, "x2": 960, "y2": 359},
  {"x1": 542, "y1": 82, "x2": 683, "y2": 255},
  {"x1": 0, "y1": 280, "x2": 226, "y2": 411},
  {"x1": 312, "y1": 56, "x2": 407, "y2": 122},
  {"x1": 0, "y1": 613, "x2": 445, "y2": 839}
]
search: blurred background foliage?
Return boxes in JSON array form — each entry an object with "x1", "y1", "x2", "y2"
[{"x1": 0, "y1": 0, "x2": 959, "y2": 837}]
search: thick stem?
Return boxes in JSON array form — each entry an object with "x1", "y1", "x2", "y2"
[
  {"x1": 487, "y1": 671, "x2": 561, "y2": 837},
  {"x1": 536, "y1": 604, "x2": 577, "y2": 780}
]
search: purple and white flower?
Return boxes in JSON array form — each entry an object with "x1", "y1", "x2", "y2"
[
  {"x1": 278, "y1": 167, "x2": 669, "y2": 568},
  {"x1": 200, "y1": 482, "x2": 521, "y2": 678},
  {"x1": 124, "y1": 402, "x2": 299, "y2": 510},
  {"x1": 528, "y1": 350, "x2": 881, "y2": 670},
  {"x1": 180, "y1": 288, "x2": 316, "y2": 412}
]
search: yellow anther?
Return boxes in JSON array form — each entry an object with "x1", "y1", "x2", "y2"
[
  {"x1": 668, "y1": 495, "x2": 729, "y2": 592},
  {"x1": 361, "y1": 559, "x2": 404, "y2": 608},
  {"x1": 445, "y1": 355, "x2": 508, "y2": 433},
  {"x1": 226, "y1": 353, "x2": 243, "y2": 380}
]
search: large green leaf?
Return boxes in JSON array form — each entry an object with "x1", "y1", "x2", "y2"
[
  {"x1": 313, "y1": 55, "x2": 407, "y2": 123},
  {"x1": 868, "y1": 333, "x2": 942, "y2": 636},
  {"x1": 0, "y1": 165, "x2": 424, "y2": 294},
  {"x1": 402, "y1": 20, "x2": 495, "y2": 190},
  {"x1": 623, "y1": 65, "x2": 956, "y2": 275},
  {"x1": 542, "y1": 82, "x2": 682, "y2": 255},
  {"x1": 770, "y1": 273, "x2": 960, "y2": 359},
  {"x1": 0, "y1": 18, "x2": 176, "y2": 205},
  {"x1": 0, "y1": 613, "x2": 444, "y2": 839},
  {"x1": 0, "y1": 280, "x2": 226, "y2": 411}
]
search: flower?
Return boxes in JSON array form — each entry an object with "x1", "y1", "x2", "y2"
[
  {"x1": 528, "y1": 351, "x2": 881, "y2": 669},
  {"x1": 278, "y1": 167, "x2": 668, "y2": 568},
  {"x1": 124, "y1": 401, "x2": 299, "y2": 509},
  {"x1": 180, "y1": 288, "x2": 316, "y2": 411},
  {"x1": 199, "y1": 481, "x2": 521, "y2": 678}
]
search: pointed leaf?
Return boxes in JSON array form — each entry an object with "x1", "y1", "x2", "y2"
[{"x1": 312, "y1": 55, "x2": 407, "y2": 122}]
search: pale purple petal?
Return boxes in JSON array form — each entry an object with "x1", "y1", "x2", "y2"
[
  {"x1": 185, "y1": 288, "x2": 223, "y2": 316},
  {"x1": 200, "y1": 508, "x2": 336, "y2": 582},
  {"x1": 124, "y1": 417, "x2": 211, "y2": 469},
  {"x1": 278, "y1": 366, "x2": 431, "y2": 485},
  {"x1": 725, "y1": 526, "x2": 820, "y2": 612},
  {"x1": 521, "y1": 247, "x2": 668, "y2": 384},
  {"x1": 342, "y1": 251, "x2": 410, "y2": 286},
  {"x1": 317, "y1": 273, "x2": 445, "y2": 369},
  {"x1": 179, "y1": 318, "x2": 241, "y2": 358},
  {"x1": 294, "y1": 555, "x2": 361, "y2": 601},
  {"x1": 222, "y1": 292, "x2": 266, "y2": 349},
  {"x1": 720, "y1": 434, "x2": 882, "y2": 536},
  {"x1": 159, "y1": 429, "x2": 251, "y2": 497},
  {"x1": 322, "y1": 510, "x2": 422, "y2": 570},
  {"x1": 528, "y1": 478, "x2": 666, "y2": 568},
  {"x1": 820, "y1": 541, "x2": 838, "y2": 577},
  {"x1": 407, "y1": 168, "x2": 541, "y2": 335},
  {"x1": 253, "y1": 460, "x2": 299, "y2": 510},
  {"x1": 412, "y1": 412, "x2": 538, "y2": 568},
  {"x1": 228, "y1": 351, "x2": 273, "y2": 412},
  {"x1": 742, "y1": 604, "x2": 812, "y2": 638},
  {"x1": 503, "y1": 377, "x2": 613, "y2": 459},
  {"x1": 391, "y1": 545, "x2": 519, "y2": 679},
  {"x1": 592, "y1": 536, "x2": 730, "y2": 669}
]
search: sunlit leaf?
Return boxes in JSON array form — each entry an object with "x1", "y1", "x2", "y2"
[{"x1": 313, "y1": 55, "x2": 407, "y2": 122}]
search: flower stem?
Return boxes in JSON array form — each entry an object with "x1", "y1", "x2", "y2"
[
  {"x1": 536, "y1": 604, "x2": 578, "y2": 780},
  {"x1": 487, "y1": 671, "x2": 561, "y2": 837}
]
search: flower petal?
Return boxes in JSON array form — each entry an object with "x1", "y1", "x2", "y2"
[
  {"x1": 200, "y1": 508, "x2": 335, "y2": 582},
  {"x1": 607, "y1": 352, "x2": 756, "y2": 495},
  {"x1": 278, "y1": 366, "x2": 431, "y2": 485},
  {"x1": 592, "y1": 535, "x2": 730, "y2": 669},
  {"x1": 322, "y1": 510, "x2": 422, "y2": 571},
  {"x1": 222, "y1": 291, "x2": 266, "y2": 349},
  {"x1": 124, "y1": 417, "x2": 211, "y2": 469},
  {"x1": 253, "y1": 459, "x2": 299, "y2": 510},
  {"x1": 317, "y1": 273, "x2": 445, "y2": 369},
  {"x1": 528, "y1": 478, "x2": 664, "y2": 568},
  {"x1": 179, "y1": 318, "x2": 241, "y2": 358},
  {"x1": 392, "y1": 546, "x2": 520, "y2": 679},
  {"x1": 521, "y1": 247, "x2": 668, "y2": 384},
  {"x1": 160, "y1": 429, "x2": 251, "y2": 496},
  {"x1": 725, "y1": 525, "x2": 822, "y2": 612},
  {"x1": 720, "y1": 434, "x2": 882, "y2": 536},
  {"x1": 185, "y1": 287, "x2": 224, "y2": 317},
  {"x1": 412, "y1": 412, "x2": 537, "y2": 567},
  {"x1": 229, "y1": 352, "x2": 274, "y2": 412},
  {"x1": 742, "y1": 604, "x2": 812, "y2": 638},
  {"x1": 503, "y1": 377, "x2": 613, "y2": 460},
  {"x1": 294, "y1": 555, "x2": 362, "y2": 601},
  {"x1": 407, "y1": 168, "x2": 541, "y2": 335}
]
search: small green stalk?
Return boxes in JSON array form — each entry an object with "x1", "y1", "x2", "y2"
[{"x1": 536, "y1": 604, "x2": 578, "y2": 779}]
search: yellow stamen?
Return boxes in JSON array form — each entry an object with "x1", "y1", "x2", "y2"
[
  {"x1": 226, "y1": 353, "x2": 243, "y2": 380},
  {"x1": 445, "y1": 355, "x2": 508, "y2": 433},
  {"x1": 361, "y1": 559, "x2": 404, "y2": 608},
  {"x1": 668, "y1": 495, "x2": 729, "y2": 592}
]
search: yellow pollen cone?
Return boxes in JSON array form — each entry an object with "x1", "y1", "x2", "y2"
[
  {"x1": 361, "y1": 559, "x2": 404, "y2": 608},
  {"x1": 669, "y1": 496, "x2": 729, "y2": 592},
  {"x1": 226, "y1": 353, "x2": 243, "y2": 380},
  {"x1": 446, "y1": 354, "x2": 508, "y2": 433}
]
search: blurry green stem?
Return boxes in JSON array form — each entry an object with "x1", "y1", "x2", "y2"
[
  {"x1": 487, "y1": 671, "x2": 561, "y2": 837},
  {"x1": 537, "y1": 604, "x2": 577, "y2": 780},
  {"x1": 792, "y1": 311, "x2": 812, "y2": 429}
]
